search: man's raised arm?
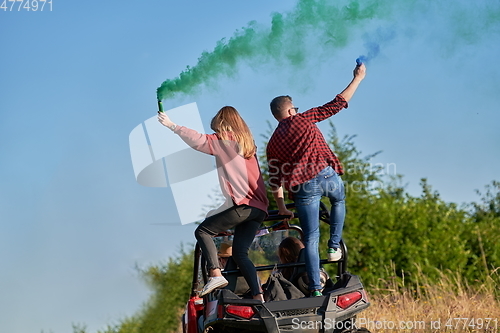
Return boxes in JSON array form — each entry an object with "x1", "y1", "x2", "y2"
[{"x1": 339, "y1": 63, "x2": 366, "y2": 102}]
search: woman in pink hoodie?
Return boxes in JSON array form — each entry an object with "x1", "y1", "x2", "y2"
[{"x1": 158, "y1": 106, "x2": 269, "y2": 301}]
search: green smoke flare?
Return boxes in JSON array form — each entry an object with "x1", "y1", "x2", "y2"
[{"x1": 157, "y1": 0, "x2": 500, "y2": 101}]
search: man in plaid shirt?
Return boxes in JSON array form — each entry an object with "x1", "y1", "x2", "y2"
[{"x1": 266, "y1": 63, "x2": 366, "y2": 297}]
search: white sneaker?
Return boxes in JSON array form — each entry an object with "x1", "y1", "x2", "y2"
[
  {"x1": 200, "y1": 276, "x2": 228, "y2": 296},
  {"x1": 327, "y1": 248, "x2": 342, "y2": 261}
]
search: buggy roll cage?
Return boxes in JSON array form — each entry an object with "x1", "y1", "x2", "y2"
[{"x1": 190, "y1": 202, "x2": 348, "y2": 297}]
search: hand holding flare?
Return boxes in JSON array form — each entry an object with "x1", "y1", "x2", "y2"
[{"x1": 158, "y1": 111, "x2": 177, "y2": 131}]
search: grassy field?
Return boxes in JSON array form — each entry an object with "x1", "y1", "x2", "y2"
[{"x1": 358, "y1": 268, "x2": 500, "y2": 332}]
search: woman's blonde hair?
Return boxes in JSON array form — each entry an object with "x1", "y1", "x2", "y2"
[{"x1": 210, "y1": 106, "x2": 256, "y2": 159}]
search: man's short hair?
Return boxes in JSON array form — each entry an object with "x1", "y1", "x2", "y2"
[{"x1": 270, "y1": 95, "x2": 292, "y2": 118}]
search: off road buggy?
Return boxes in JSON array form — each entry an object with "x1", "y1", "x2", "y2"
[{"x1": 182, "y1": 203, "x2": 371, "y2": 333}]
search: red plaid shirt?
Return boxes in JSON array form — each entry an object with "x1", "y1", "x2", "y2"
[{"x1": 266, "y1": 94, "x2": 348, "y2": 194}]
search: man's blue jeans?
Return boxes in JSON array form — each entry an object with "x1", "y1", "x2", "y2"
[{"x1": 293, "y1": 166, "x2": 345, "y2": 291}]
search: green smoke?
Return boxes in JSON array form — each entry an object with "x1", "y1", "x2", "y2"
[{"x1": 157, "y1": 0, "x2": 500, "y2": 101}]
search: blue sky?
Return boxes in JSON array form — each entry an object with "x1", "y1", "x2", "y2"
[{"x1": 1, "y1": 0, "x2": 499, "y2": 332}]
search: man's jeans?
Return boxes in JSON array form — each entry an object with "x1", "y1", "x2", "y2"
[{"x1": 293, "y1": 166, "x2": 345, "y2": 291}]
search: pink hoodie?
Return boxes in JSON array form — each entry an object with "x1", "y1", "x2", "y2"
[{"x1": 174, "y1": 126, "x2": 269, "y2": 215}]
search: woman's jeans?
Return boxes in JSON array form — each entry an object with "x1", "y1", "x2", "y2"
[
  {"x1": 293, "y1": 166, "x2": 345, "y2": 291},
  {"x1": 195, "y1": 205, "x2": 266, "y2": 296}
]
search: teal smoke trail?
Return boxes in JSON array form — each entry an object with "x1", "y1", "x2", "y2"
[
  {"x1": 157, "y1": 0, "x2": 500, "y2": 101},
  {"x1": 157, "y1": 0, "x2": 393, "y2": 100}
]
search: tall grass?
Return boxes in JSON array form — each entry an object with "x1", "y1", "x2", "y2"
[{"x1": 358, "y1": 265, "x2": 500, "y2": 332}]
